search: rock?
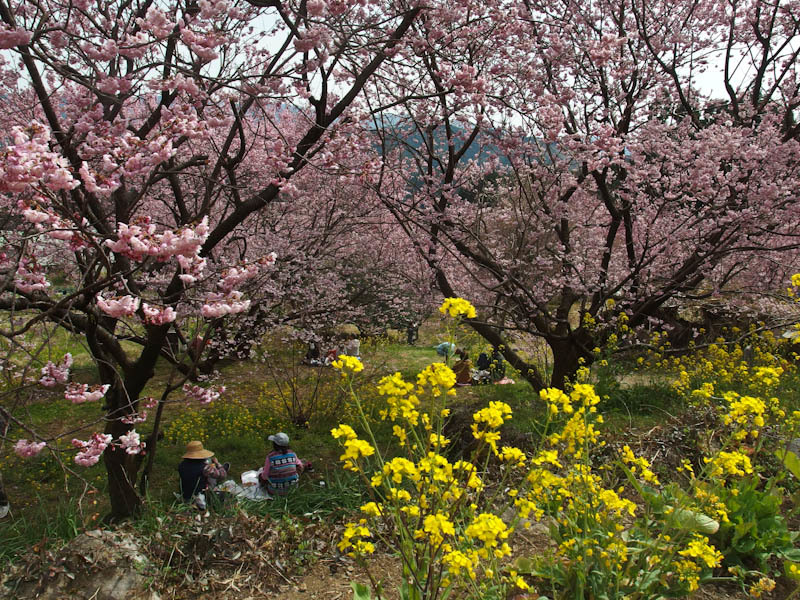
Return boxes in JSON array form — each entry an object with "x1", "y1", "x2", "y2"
[{"x1": 2, "y1": 529, "x2": 160, "y2": 600}]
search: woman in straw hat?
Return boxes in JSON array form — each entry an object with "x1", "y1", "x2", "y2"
[{"x1": 178, "y1": 440, "x2": 229, "y2": 509}]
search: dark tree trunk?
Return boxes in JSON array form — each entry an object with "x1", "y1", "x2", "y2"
[
  {"x1": 0, "y1": 472, "x2": 8, "y2": 507},
  {"x1": 97, "y1": 341, "x2": 160, "y2": 521},
  {"x1": 104, "y1": 416, "x2": 143, "y2": 521},
  {"x1": 139, "y1": 385, "x2": 171, "y2": 496},
  {"x1": 549, "y1": 333, "x2": 595, "y2": 390}
]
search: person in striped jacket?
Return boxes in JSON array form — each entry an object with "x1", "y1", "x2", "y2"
[{"x1": 259, "y1": 432, "x2": 305, "y2": 496}]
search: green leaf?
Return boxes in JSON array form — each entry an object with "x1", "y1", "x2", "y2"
[
  {"x1": 514, "y1": 557, "x2": 534, "y2": 574},
  {"x1": 780, "y1": 549, "x2": 800, "y2": 562},
  {"x1": 351, "y1": 582, "x2": 371, "y2": 600},
  {"x1": 400, "y1": 580, "x2": 418, "y2": 600},
  {"x1": 668, "y1": 507, "x2": 720, "y2": 534},
  {"x1": 777, "y1": 448, "x2": 800, "y2": 480}
]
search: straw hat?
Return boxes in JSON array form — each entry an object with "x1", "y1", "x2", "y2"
[{"x1": 182, "y1": 440, "x2": 214, "y2": 459}]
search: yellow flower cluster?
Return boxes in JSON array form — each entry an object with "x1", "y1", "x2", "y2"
[
  {"x1": 464, "y1": 513, "x2": 512, "y2": 559},
  {"x1": 678, "y1": 535, "x2": 723, "y2": 569},
  {"x1": 473, "y1": 401, "x2": 512, "y2": 428},
  {"x1": 500, "y1": 446, "x2": 526, "y2": 467},
  {"x1": 439, "y1": 297, "x2": 477, "y2": 319},
  {"x1": 722, "y1": 392, "x2": 766, "y2": 439},
  {"x1": 597, "y1": 489, "x2": 637, "y2": 518},
  {"x1": 416, "y1": 512, "x2": 456, "y2": 545},
  {"x1": 672, "y1": 559, "x2": 701, "y2": 592},
  {"x1": 416, "y1": 363, "x2": 457, "y2": 397},
  {"x1": 703, "y1": 451, "x2": 753, "y2": 479},
  {"x1": 471, "y1": 401, "x2": 512, "y2": 453},
  {"x1": 692, "y1": 484, "x2": 730, "y2": 523},
  {"x1": 331, "y1": 423, "x2": 375, "y2": 471},
  {"x1": 748, "y1": 576, "x2": 776, "y2": 598},
  {"x1": 331, "y1": 354, "x2": 364, "y2": 375},
  {"x1": 377, "y1": 372, "x2": 421, "y2": 424},
  {"x1": 442, "y1": 548, "x2": 479, "y2": 579},
  {"x1": 360, "y1": 501, "x2": 382, "y2": 517},
  {"x1": 620, "y1": 445, "x2": 660, "y2": 485},
  {"x1": 540, "y1": 387, "x2": 574, "y2": 415},
  {"x1": 339, "y1": 521, "x2": 375, "y2": 556}
]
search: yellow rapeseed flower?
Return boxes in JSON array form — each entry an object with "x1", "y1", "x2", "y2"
[
  {"x1": 439, "y1": 297, "x2": 477, "y2": 319},
  {"x1": 331, "y1": 354, "x2": 364, "y2": 375}
]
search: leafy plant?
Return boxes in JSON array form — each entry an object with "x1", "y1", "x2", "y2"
[{"x1": 712, "y1": 477, "x2": 800, "y2": 572}]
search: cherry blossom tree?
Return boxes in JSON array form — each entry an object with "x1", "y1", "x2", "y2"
[
  {"x1": 0, "y1": 0, "x2": 423, "y2": 518},
  {"x1": 371, "y1": 0, "x2": 800, "y2": 388}
]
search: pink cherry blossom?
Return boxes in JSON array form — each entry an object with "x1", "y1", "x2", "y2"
[
  {"x1": 0, "y1": 25, "x2": 32, "y2": 49},
  {"x1": 118, "y1": 430, "x2": 145, "y2": 455},
  {"x1": 40, "y1": 353, "x2": 73, "y2": 387},
  {"x1": 142, "y1": 303, "x2": 177, "y2": 325},
  {"x1": 201, "y1": 291, "x2": 250, "y2": 318},
  {"x1": 14, "y1": 258, "x2": 50, "y2": 294},
  {"x1": 72, "y1": 434, "x2": 113, "y2": 467},
  {"x1": 307, "y1": 0, "x2": 327, "y2": 17},
  {"x1": 97, "y1": 294, "x2": 141, "y2": 318},
  {"x1": 183, "y1": 383, "x2": 225, "y2": 404},
  {"x1": 120, "y1": 411, "x2": 148, "y2": 424},
  {"x1": 14, "y1": 439, "x2": 46, "y2": 458},
  {"x1": 64, "y1": 383, "x2": 110, "y2": 404}
]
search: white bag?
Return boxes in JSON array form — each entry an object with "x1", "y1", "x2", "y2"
[{"x1": 241, "y1": 469, "x2": 259, "y2": 487}]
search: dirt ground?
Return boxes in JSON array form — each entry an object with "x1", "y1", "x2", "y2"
[{"x1": 0, "y1": 508, "x2": 789, "y2": 600}]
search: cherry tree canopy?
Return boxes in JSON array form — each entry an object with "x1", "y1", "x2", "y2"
[
  {"x1": 369, "y1": 0, "x2": 800, "y2": 388},
  {"x1": 0, "y1": 0, "x2": 425, "y2": 518}
]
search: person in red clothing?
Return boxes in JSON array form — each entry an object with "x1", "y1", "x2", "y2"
[
  {"x1": 452, "y1": 348, "x2": 473, "y2": 386},
  {"x1": 258, "y1": 432, "x2": 307, "y2": 496}
]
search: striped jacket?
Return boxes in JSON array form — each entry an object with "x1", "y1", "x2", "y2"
[{"x1": 260, "y1": 449, "x2": 303, "y2": 495}]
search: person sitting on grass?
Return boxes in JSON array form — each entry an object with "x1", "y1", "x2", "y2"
[
  {"x1": 452, "y1": 348, "x2": 473, "y2": 386},
  {"x1": 178, "y1": 440, "x2": 229, "y2": 510},
  {"x1": 435, "y1": 341, "x2": 456, "y2": 359},
  {"x1": 342, "y1": 333, "x2": 361, "y2": 358},
  {"x1": 259, "y1": 432, "x2": 306, "y2": 496}
]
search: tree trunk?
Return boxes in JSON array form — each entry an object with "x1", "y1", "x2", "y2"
[
  {"x1": 0, "y1": 471, "x2": 8, "y2": 507},
  {"x1": 549, "y1": 334, "x2": 594, "y2": 390},
  {"x1": 104, "y1": 416, "x2": 143, "y2": 521},
  {"x1": 139, "y1": 386, "x2": 170, "y2": 496}
]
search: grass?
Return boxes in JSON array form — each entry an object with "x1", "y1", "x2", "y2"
[
  {"x1": 235, "y1": 468, "x2": 369, "y2": 520},
  {"x1": 0, "y1": 492, "x2": 89, "y2": 562}
]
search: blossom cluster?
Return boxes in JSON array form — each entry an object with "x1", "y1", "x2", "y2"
[
  {"x1": 183, "y1": 382, "x2": 226, "y2": 404},
  {"x1": 72, "y1": 433, "x2": 113, "y2": 467},
  {"x1": 64, "y1": 383, "x2": 110, "y2": 404},
  {"x1": 14, "y1": 439, "x2": 46, "y2": 458},
  {"x1": 105, "y1": 216, "x2": 209, "y2": 263},
  {"x1": 118, "y1": 429, "x2": 145, "y2": 455},
  {"x1": 39, "y1": 353, "x2": 73, "y2": 387}
]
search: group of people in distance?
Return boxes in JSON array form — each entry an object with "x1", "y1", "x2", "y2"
[
  {"x1": 302, "y1": 333, "x2": 361, "y2": 367},
  {"x1": 449, "y1": 346, "x2": 508, "y2": 386},
  {"x1": 177, "y1": 431, "x2": 307, "y2": 510}
]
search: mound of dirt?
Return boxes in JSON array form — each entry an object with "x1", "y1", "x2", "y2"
[{"x1": 1, "y1": 529, "x2": 159, "y2": 600}]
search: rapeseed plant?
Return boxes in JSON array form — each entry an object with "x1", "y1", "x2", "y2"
[{"x1": 331, "y1": 291, "x2": 800, "y2": 599}]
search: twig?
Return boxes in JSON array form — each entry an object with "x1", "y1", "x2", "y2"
[{"x1": 269, "y1": 561, "x2": 293, "y2": 584}]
